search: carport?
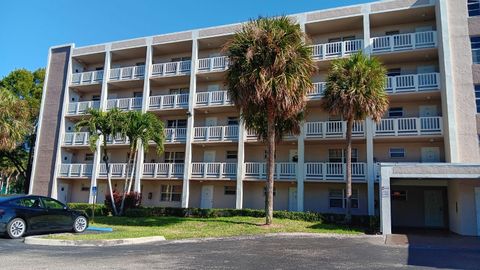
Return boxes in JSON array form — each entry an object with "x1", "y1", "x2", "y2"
[{"x1": 379, "y1": 163, "x2": 480, "y2": 236}]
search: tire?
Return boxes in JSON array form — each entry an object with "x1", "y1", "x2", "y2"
[
  {"x1": 6, "y1": 218, "x2": 27, "y2": 239},
  {"x1": 73, "y1": 216, "x2": 88, "y2": 233}
]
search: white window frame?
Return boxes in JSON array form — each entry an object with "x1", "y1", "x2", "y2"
[
  {"x1": 328, "y1": 189, "x2": 359, "y2": 209},
  {"x1": 160, "y1": 185, "x2": 182, "y2": 202},
  {"x1": 389, "y1": 147, "x2": 406, "y2": 159}
]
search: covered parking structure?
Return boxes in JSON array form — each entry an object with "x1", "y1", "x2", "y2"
[{"x1": 379, "y1": 163, "x2": 480, "y2": 236}]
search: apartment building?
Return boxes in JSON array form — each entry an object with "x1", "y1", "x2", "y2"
[{"x1": 30, "y1": 0, "x2": 480, "y2": 236}]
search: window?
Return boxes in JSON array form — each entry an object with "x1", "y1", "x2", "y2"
[
  {"x1": 226, "y1": 151, "x2": 238, "y2": 161},
  {"x1": 171, "y1": 57, "x2": 191, "y2": 62},
  {"x1": 385, "y1": 30, "x2": 400, "y2": 36},
  {"x1": 135, "y1": 62, "x2": 145, "y2": 66},
  {"x1": 475, "y1": 85, "x2": 480, "y2": 113},
  {"x1": 388, "y1": 107, "x2": 404, "y2": 118},
  {"x1": 328, "y1": 36, "x2": 355, "y2": 43},
  {"x1": 328, "y1": 149, "x2": 358, "y2": 163},
  {"x1": 95, "y1": 66, "x2": 104, "y2": 71},
  {"x1": 41, "y1": 198, "x2": 65, "y2": 209},
  {"x1": 471, "y1": 37, "x2": 480, "y2": 64},
  {"x1": 85, "y1": 153, "x2": 94, "y2": 162},
  {"x1": 133, "y1": 92, "x2": 143, "y2": 98},
  {"x1": 227, "y1": 117, "x2": 239, "y2": 126},
  {"x1": 92, "y1": 95, "x2": 101, "y2": 101},
  {"x1": 389, "y1": 148, "x2": 406, "y2": 158},
  {"x1": 391, "y1": 190, "x2": 408, "y2": 201},
  {"x1": 224, "y1": 186, "x2": 236, "y2": 195},
  {"x1": 167, "y1": 119, "x2": 187, "y2": 128},
  {"x1": 160, "y1": 185, "x2": 182, "y2": 202},
  {"x1": 329, "y1": 189, "x2": 359, "y2": 209},
  {"x1": 164, "y1": 152, "x2": 185, "y2": 163},
  {"x1": 328, "y1": 37, "x2": 341, "y2": 43},
  {"x1": 169, "y1": 88, "x2": 189, "y2": 95},
  {"x1": 387, "y1": 68, "x2": 401, "y2": 77},
  {"x1": 11, "y1": 198, "x2": 41, "y2": 208},
  {"x1": 468, "y1": 0, "x2": 480, "y2": 16}
]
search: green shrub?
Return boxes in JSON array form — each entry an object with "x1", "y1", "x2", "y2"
[{"x1": 67, "y1": 203, "x2": 108, "y2": 217}]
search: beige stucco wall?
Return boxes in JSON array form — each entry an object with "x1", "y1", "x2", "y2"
[
  {"x1": 189, "y1": 181, "x2": 236, "y2": 208},
  {"x1": 243, "y1": 181, "x2": 296, "y2": 211},
  {"x1": 304, "y1": 183, "x2": 368, "y2": 215},
  {"x1": 374, "y1": 141, "x2": 445, "y2": 162},
  {"x1": 448, "y1": 179, "x2": 480, "y2": 236}
]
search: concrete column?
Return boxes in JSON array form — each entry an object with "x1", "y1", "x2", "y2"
[
  {"x1": 134, "y1": 145, "x2": 144, "y2": 192},
  {"x1": 366, "y1": 118, "x2": 375, "y2": 216},
  {"x1": 236, "y1": 117, "x2": 245, "y2": 209},
  {"x1": 296, "y1": 125, "x2": 305, "y2": 212},
  {"x1": 182, "y1": 32, "x2": 198, "y2": 208},
  {"x1": 362, "y1": 5, "x2": 371, "y2": 55},
  {"x1": 379, "y1": 166, "x2": 392, "y2": 235},
  {"x1": 89, "y1": 46, "x2": 111, "y2": 203}
]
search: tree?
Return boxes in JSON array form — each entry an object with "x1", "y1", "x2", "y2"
[
  {"x1": 119, "y1": 111, "x2": 165, "y2": 215},
  {"x1": 0, "y1": 88, "x2": 30, "y2": 151},
  {"x1": 75, "y1": 108, "x2": 125, "y2": 216},
  {"x1": 224, "y1": 17, "x2": 316, "y2": 224},
  {"x1": 322, "y1": 52, "x2": 389, "y2": 223}
]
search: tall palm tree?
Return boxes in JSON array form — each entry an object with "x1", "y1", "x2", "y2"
[
  {"x1": 75, "y1": 108, "x2": 126, "y2": 216},
  {"x1": 0, "y1": 88, "x2": 31, "y2": 151},
  {"x1": 119, "y1": 111, "x2": 165, "y2": 215},
  {"x1": 224, "y1": 17, "x2": 316, "y2": 225},
  {"x1": 322, "y1": 52, "x2": 389, "y2": 223}
]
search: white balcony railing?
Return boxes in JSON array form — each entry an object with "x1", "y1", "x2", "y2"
[
  {"x1": 245, "y1": 130, "x2": 296, "y2": 141},
  {"x1": 71, "y1": 70, "x2": 104, "y2": 85},
  {"x1": 308, "y1": 82, "x2": 327, "y2": 99},
  {"x1": 193, "y1": 125, "x2": 239, "y2": 142},
  {"x1": 244, "y1": 162, "x2": 297, "y2": 180},
  {"x1": 305, "y1": 121, "x2": 365, "y2": 138},
  {"x1": 196, "y1": 91, "x2": 232, "y2": 107},
  {"x1": 197, "y1": 56, "x2": 229, "y2": 72},
  {"x1": 67, "y1": 101, "x2": 100, "y2": 115},
  {"x1": 151, "y1": 61, "x2": 191, "y2": 77},
  {"x1": 143, "y1": 163, "x2": 184, "y2": 178},
  {"x1": 106, "y1": 97, "x2": 142, "y2": 111},
  {"x1": 374, "y1": 117, "x2": 443, "y2": 136},
  {"x1": 165, "y1": 128, "x2": 187, "y2": 143},
  {"x1": 386, "y1": 73, "x2": 440, "y2": 93},
  {"x1": 191, "y1": 162, "x2": 237, "y2": 179},
  {"x1": 58, "y1": 163, "x2": 93, "y2": 178},
  {"x1": 105, "y1": 133, "x2": 130, "y2": 145},
  {"x1": 99, "y1": 163, "x2": 132, "y2": 178},
  {"x1": 371, "y1": 31, "x2": 437, "y2": 53},
  {"x1": 305, "y1": 162, "x2": 367, "y2": 182},
  {"x1": 148, "y1": 94, "x2": 189, "y2": 110},
  {"x1": 109, "y1": 65, "x2": 145, "y2": 81},
  {"x1": 311, "y1": 39, "x2": 363, "y2": 60},
  {"x1": 63, "y1": 132, "x2": 89, "y2": 146}
]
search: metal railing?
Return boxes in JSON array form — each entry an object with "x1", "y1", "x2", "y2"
[
  {"x1": 106, "y1": 97, "x2": 142, "y2": 111},
  {"x1": 311, "y1": 39, "x2": 363, "y2": 60},
  {"x1": 151, "y1": 61, "x2": 191, "y2": 77},
  {"x1": 304, "y1": 162, "x2": 367, "y2": 182},
  {"x1": 165, "y1": 128, "x2": 187, "y2": 143},
  {"x1": 143, "y1": 163, "x2": 184, "y2": 178},
  {"x1": 109, "y1": 65, "x2": 145, "y2": 81},
  {"x1": 374, "y1": 116, "x2": 443, "y2": 136},
  {"x1": 371, "y1": 31, "x2": 437, "y2": 53},
  {"x1": 244, "y1": 162, "x2": 297, "y2": 180},
  {"x1": 99, "y1": 163, "x2": 132, "y2": 178},
  {"x1": 305, "y1": 121, "x2": 365, "y2": 138},
  {"x1": 148, "y1": 93, "x2": 189, "y2": 110},
  {"x1": 71, "y1": 70, "x2": 104, "y2": 85},
  {"x1": 193, "y1": 125, "x2": 239, "y2": 142},
  {"x1": 191, "y1": 162, "x2": 237, "y2": 179},
  {"x1": 386, "y1": 73, "x2": 440, "y2": 93},
  {"x1": 58, "y1": 164, "x2": 93, "y2": 177},
  {"x1": 197, "y1": 56, "x2": 229, "y2": 72},
  {"x1": 63, "y1": 132, "x2": 89, "y2": 146},
  {"x1": 66, "y1": 101, "x2": 100, "y2": 115},
  {"x1": 196, "y1": 91, "x2": 232, "y2": 107}
]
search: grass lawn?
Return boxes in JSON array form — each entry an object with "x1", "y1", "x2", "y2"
[{"x1": 48, "y1": 216, "x2": 364, "y2": 241}]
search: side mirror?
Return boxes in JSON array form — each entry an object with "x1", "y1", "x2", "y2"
[{"x1": 63, "y1": 206, "x2": 68, "y2": 210}]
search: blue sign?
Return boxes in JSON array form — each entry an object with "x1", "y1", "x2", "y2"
[{"x1": 92, "y1": 186, "x2": 97, "y2": 195}]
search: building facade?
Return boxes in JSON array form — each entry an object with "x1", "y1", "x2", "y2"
[{"x1": 30, "y1": 0, "x2": 480, "y2": 236}]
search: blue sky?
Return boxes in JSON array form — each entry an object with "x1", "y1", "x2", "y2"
[{"x1": 0, "y1": 0, "x2": 375, "y2": 77}]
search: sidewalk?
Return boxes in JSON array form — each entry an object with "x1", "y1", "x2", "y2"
[{"x1": 386, "y1": 232, "x2": 480, "y2": 250}]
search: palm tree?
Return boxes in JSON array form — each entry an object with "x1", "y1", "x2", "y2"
[
  {"x1": 119, "y1": 111, "x2": 165, "y2": 215},
  {"x1": 75, "y1": 108, "x2": 126, "y2": 216},
  {"x1": 322, "y1": 52, "x2": 389, "y2": 223},
  {"x1": 224, "y1": 17, "x2": 316, "y2": 225},
  {"x1": 0, "y1": 88, "x2": 31, "y2": 151}
]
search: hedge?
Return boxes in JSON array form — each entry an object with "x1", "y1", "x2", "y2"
[{"x1": 67, "y1": 203, "x2": 108, "y2": 217}]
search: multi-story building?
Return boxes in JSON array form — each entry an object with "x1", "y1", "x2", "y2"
[{"x1": 30, "y1": 0, "x2": 480, "y2": 236}]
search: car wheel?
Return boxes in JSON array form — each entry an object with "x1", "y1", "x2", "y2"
[
  {"x1": 7, "y1": 218, "x2": 27, "y2": 239},
  {"x1": 73, "y1": 216, "x2": 88, "y2": 233}
]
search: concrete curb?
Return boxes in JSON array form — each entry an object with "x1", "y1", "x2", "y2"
[{"x1": 24, "y1": 235, "x2": 166, "y2": 247}]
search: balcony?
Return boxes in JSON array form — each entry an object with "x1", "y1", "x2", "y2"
[
  {"x1": 386, "y1": 73, "x2": 440, "y2": 93},
  {"x1": 374, "y1": 116, "x2": 442, "y2": 136},
  {"x1": 196, "y1": 91, "x2": 232, "y2": 107},
  {"x1": 371, "y1": 31, "x2": 437, "y2": 53},
  {"x1": 148, "y1": 94, "x2": 188, "y2": 110},
  {"x1": 143, "y1": 163, "x2": 184, "y2": 179},
  {"x1": 109, "y1": 65, "x2": 145, "y2": 81},
  {"x1": 193, "y1": 125, "x2": 239, "y2": 142},
  {"x1": 305, "y1": 162, "x2": 367, "y2": 182},
  {"x1": 63, "y1": 132, "x2": 89, "y2": 146},
  {"x1": 106, "y1": 97, "x2": 142, "y2": 111},
  {"x1": 105, "y1": 133, "x2": 130, "y2": 145},
  {"x1": 311, "y1": 39, "x2": 363, "y2": 60},
  {"x1": 99, "y1": 163, "x2": 132, "y2": 178},
  {"x1": 244, "y1": 162, "x2": 296, "y2": 180},
  {"x1": 66, "y1": 101, "x2": 100, "y2": 116},
  {"x1": 305, "y1": 121, "x2": 365, "y2": 139},
  {"x1": 191, "y1": 162, "x2": 237, "y2": 179},
  {"x1": 151, "y1": 61, "x2": 191, "y2": 77},
  {"x1": 71, "y1": 70, "x2": 103, "y2": 86},
  {"x1": 58, "y1": 163, "x2": 93, "y2": 178},
  {"x1": 165, "y1": 128, "x2": 187, "y2": 143},
  {"x1": 197, "y1": 56, "x2": 229, "y2": 73},
  {"x1": 308, "y1": 82, "x2": 326, "y2": 100}
]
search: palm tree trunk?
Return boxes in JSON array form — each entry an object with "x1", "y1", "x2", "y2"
[
  {"x1": 5, "y1": 174, "x2": 11, "y2": 195},
  {"x1": 265, "y1": 104, "x2": 275, "y2": 225},
  {"x1": 103, "y1": 144, "x2": 118, "y2": 216},
  {"x1": 24, "y1": 134, "x2": 36, "y2": 194},
  {"x1": 119, "y1": 148, "x2": 134, "y2": 215},
  {"x1": 127, "y1": 149, "x2": 137, "y2": 193},
  {"x1": 345, "y1": 119, "x2": 353, "y2": 224}
]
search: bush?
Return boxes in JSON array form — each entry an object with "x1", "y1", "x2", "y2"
[
  {"x1": 67, "y1": 203, "x2": 108, "y2": 217},
  {"x1": 105, "y1": 191, "x2": 141, "y2": 213}
]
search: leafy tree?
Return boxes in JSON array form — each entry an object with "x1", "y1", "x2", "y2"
[
  {"x1": 75, "y1": 108, "x2": 126, "y2": 216},
  {"x1": 119, "y1": 111, "x2": 165, "y2": 215},
  {"x1": 224, "y1": 17, "x2": 316, "y2": 224},
  {"x1": 322, "y1": 52, "x2": 388, "y2": 223}
]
